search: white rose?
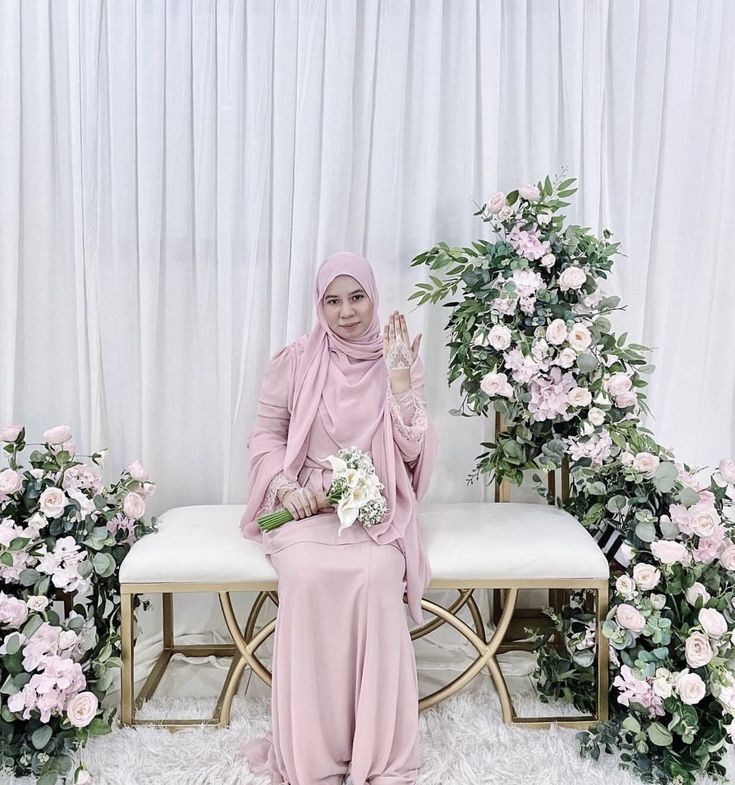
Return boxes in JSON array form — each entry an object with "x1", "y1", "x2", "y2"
[
  {"x1": 127, "y1": 460, "x2": 149, "y2": 482},
  {"x1": 0, "y1": 469, "x2": 22, "y2": 495},
  {"x1": 699, "y1": 608, "x2": 728, "y2": 638},
  {"x1": 685, "y1": 631, "x2": 714, "y2": 668},
  {"x1": 540, "y1": 253, "x2": 556, "y2": 268},
  {"x1": 480, "y1": 372, "x2": 513, "y2": 399},
  {"x1": 615, "y1": 603, "x2": 646, "y2": 633},
  {"x1": 557, "y1": 347, "x2": 577, "y2": 368},
  {"x1": 43, "y1": 425, "x2": 73, "y2": 445},
  {"x1": 26, "y1": 595, "x2": 50, "y2": 612},
  {"x1": 545, "y1": 319, "x2": 568, "y2": 345},
  {"x1": 0, "y1": 425, "x2": 22, "y2": 442},
  {"x1": 633, "y1": 563, "x2": 661, "y2": 591},
  {"x1": 66, "y1": 691, "x2": 99, "y2": 728},
  {"x1": 76, "y1": 770, "x2": 93, "y2": 785},
  {"x1": 650, "y1": 593, "x2": 667, "y2": 610},
  {"x1": 123, "y1": 492, "x2": 145, "y2": 520},
  {"x1": 615, "y1": 575, "x2": 636, "y2": 599},
  {"x1": 605, "y1": 373, "x2": 632, "y2": 397},
  {"x1": 620, "y1": 451, "x2": 634, "y2": 467},
  {"x1": 718, "y1": 459, "x2": 735, "y2": 485},
  {"x1": 39, "y1": 487, "x2": 68, "y2": 519},
  {"x1": 686, "y1": 582, "x2": 711, "y2": 606},
  {"x1": 27, "y1": 512, "x2": 47, "y2": 531},
  {"x1": 633, "y1": 452, "x2": 660, "y2": 477},
  {"x1": 652, "y1": 671, "x2": 673, "y2": 698},
  {"x1": 567, "y1": 324, "x2": 592, "y2": 352},
  {"x1": 518, "y1": 183, "x2": 540, "y2": 201},
  {"x1": 588, "y1": 407, "x2": 606, "y2": 426},
  {"x1": 485, "y1": 192, "x2": 507, "y2": 214},
  {"x1": 567, "y1": 387, "x2": 592, "y2": 408},
  {"x1": 719, "y1": 545, "x2": 735, "y2": 571},
  {"x1": 676, "y1": 670, "x2": 707, "y2": 705},
  {"x1": 498, "y1": 206, "x2": 513, "y2": 222},
  {"x1": 487, "y1": 325, "x2": 512, "y2": 351},
  {"x1": 558, "y1": 266, "x2": 587, "y2": 292},
  {"x1": 689, "y1": 504, "x2": 720, "y2": 537}
]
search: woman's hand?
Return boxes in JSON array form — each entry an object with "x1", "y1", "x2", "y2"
[
  {"x1": 279, "y1": 486, "x2": 333, "y2": 520},
  {"x1": 383, "y1": 311, "x2": 421, "y2": 393}
]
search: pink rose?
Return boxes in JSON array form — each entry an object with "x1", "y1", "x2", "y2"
[
  {"x1": 0, "y1": 592, "x2": 29, "y2": 628},
  {"x1": 567, "y1": 387, "x2": 592, "y2": 408},
  {"x1": 689, "y1": 504, "x2": 721, "y2": 538},
  {"x1": 559, "y1": 266, "x2": 587, "y2": 292},
  {"x1": 633, "y1": 563, "x2": 661, "y2": 591},
  {"x1": 485, "y1": 192, "x2": 507, "y2": 214},
  {"x1": 127, "y1": 460, "x2": 149, "y2": 482},
  {"x1": 650, "y1": 539, "x2": 688, "y2": 565},
  {"x1": 39, "y1": 487, "x2": 68, "y2": 519},
  {"x1": 615, "y1": 603, "x2": 646, "y2": 633},
  {"x1": 0, "y1": 425, "x2": 22, "y2": 442},
  {"x1": 122, "y1": 492, "x2": 145, "y2": 520},
  {"x1": 719, "y1": 545, "x2": 735, "y2": 571},
  {"x1": 42, "y1": 425, "x2": 73, "y2": 445},
  {"x1": 66, "y1": 691, "x2": 98, "y2": 728},
  {"x1": 0, "y1": 469, "x2": 23, "y2": 495},
  {"x1": 540, "y1": 253, "x2": 556, "y2": 268},
  {"x1": 675, "y1": 670, "x2": 706, "y2": 705},
  {"x1": 615, "y1": 390, "x2": 637, "y2": 408},
  {"x1": 26, "y1": 595, "x2": 50, "y2": 612},
  {"x1": 698, "y1": 608, "x2": 727, "y2": 638},
  {"x1": 518, "y1": 183, "x2": 540, "y2": 201},
  {"x1": 487, "y1": 325, "x2": 512, "y2": 351},
  {"x1": 141, "y1": 481, "x2": 157, "y2": 497},
  {"x1": 480, "y1": 372, "x2": 513, "y2": 399},
  {"x1": 685, "y1": 632, "x2": 714, "y2": 668},
  {"x1": 545, "y1": 319, "x2": 568, "y2": 345},
  {"x1": 685, "y1": 582, "x2": 711, "y2": 606},
  {"x1": 567, "y1": 324, "x2": 592, "y2": 351},
  {"x1": 633, "y1": 452, "x2": 660, "y2": 477},
  {"x1": 604, "y1": 373, "x2": 632, "y2": 397}
]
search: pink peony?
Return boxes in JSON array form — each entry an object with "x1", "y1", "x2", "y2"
[
  {"x1": 485, "y1": 192, "x2": 507, "y2": 214},
  {"x1": 127, "y1": 460, "x2": 149, "y2": 482},
  {"x1": 518, "y1": 183, "x2": 540, "y2": 201}
]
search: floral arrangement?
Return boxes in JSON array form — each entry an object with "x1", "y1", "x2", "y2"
[
  {"x1": 0, "y1": 424, "x2": 157, "y2": 784},
  {"x1": 258, "y1": 447, "x2": 388, "y2": 535},
  {"x1": 410, "y1": 173, "x2": 735, "y2": 784}
]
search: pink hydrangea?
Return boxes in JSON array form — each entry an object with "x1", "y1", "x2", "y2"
[
  {"x1": 507, "y1": 224, "x2": 552, "y2": 261},
  {"x1": 7, "y1": 654, "x2": 86, "y2": 723},
  {"x1": 613, "y1": 664, "x2": 665, "y2": 717},
  {"x1": 528, "y1": 367, "x2": 576, "y2": 422}
]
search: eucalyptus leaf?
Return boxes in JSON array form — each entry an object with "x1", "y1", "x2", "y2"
[
  {"x1": 576, "y1": 353, "x2": 598, "y2": 373},
  {"x1": 635, "y1": 520, "x2": 657, "y2": 543},
  {"x1": 647, "y1": 722, "x2": 673, "y2": 747},
  {"x1": 31, "y1": 724, "x2": 53, "y2": 750}
]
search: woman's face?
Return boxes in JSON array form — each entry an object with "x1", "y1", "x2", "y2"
[{"x1": 322, "y1": 275, "x2": 374, "y2": 339}]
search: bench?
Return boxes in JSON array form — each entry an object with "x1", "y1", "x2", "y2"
[{"x1": 119, "y1": 501, "x2": 609, "y2": 731}]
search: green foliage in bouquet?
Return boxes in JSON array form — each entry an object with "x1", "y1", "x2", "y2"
[
  {"x1": 409, "y1": 174, "x2": 735, "y2": 784},
  {"x1": 0, "y1": 425, "x2": 157, "y2": 784}
]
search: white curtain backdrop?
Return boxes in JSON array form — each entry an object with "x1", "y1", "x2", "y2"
[{"x1": 2, "y1": 0, "x2": 735, "y2": 694}]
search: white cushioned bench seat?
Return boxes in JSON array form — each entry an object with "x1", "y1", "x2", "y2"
[{"x1": 119, "y1": 501, "x2": 608, "y2": 586}]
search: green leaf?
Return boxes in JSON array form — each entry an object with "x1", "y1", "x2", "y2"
[
  {"x1": 622, "y1": 716, "x2": 641, "y2": 734},
  {"x1": 587, "y1": 481, "x2": 607, "y2": 495},
  {"x1": 678, "y1": 487, "x2": 700, "y2": 507},
  {"x1": 5, "y1": 633, "x2": 22, "y2": 656},
  {"x1": 32, "y1": 723, "x2": 53, "y2": 749},
  {"x1": 576, "y1": 353, "x2": 598, "y2": 373},
  {"x1": 0, "y1": 551, "x2": 14, "y2": 567},
  {"x1": 635, "y1": 520, "x2": 657, "y2": 543},
  {"x1": 92, "y1": 552, "x2": 116, "y2": 578},
  {"x1": 37, "y1": 771, "x2": 60, "y2": 785},
  {"x1": 647, "y1": 722, "x2": 673, "y2": 747},
  {"x1": 87, "y1": 717, "x2": 112, "y2": 736}
]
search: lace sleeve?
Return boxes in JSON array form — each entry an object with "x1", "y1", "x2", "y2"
[
  {"x1": 386, "y1": 384, "x2": 428, "y2": 443},
  {"x1": 256, "y1": 471, "x2": 301, "y2": 518}
]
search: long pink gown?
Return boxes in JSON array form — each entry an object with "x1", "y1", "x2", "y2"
[{"x1": 240, "y1": 353, "x2": 428, "y2": 785}]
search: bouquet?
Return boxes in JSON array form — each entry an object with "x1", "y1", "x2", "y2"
[{"x1": 258, "y1": 447, "x2": 388, "y2": 535}]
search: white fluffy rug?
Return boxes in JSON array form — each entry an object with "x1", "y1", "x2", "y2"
[{"x1": 12, "y1": 684, "x2": 722, "y2": 785}]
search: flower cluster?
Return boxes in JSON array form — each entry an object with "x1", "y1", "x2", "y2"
[
  {"x1": 0, "y1": 424, "x2": 157, "y2": 783},
  {"x1": 410, "y1": 174, "x2": 735, "y2": 784}
]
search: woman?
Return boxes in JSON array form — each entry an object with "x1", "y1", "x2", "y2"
[{"x1": 239, "y1": 251, "x2": 437, "y2": 785}]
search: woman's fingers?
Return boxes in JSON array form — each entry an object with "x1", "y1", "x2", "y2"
[
  {"x1": 303, "y1": 487, "x2": 320, "y2": 515},
  {"x1": 412, "y1": 333, "x2": 422, "y2": 360}
]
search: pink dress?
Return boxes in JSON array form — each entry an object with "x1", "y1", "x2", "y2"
[{"x1": 241, "y1": 367, "x2": 429, "y2": 785}]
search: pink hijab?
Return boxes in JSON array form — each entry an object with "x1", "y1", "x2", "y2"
[{"x1": 240, "y1": 251, "x2": 436, "y2": 624}]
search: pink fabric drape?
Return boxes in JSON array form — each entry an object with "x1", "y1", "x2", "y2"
[{"x1": 240, "y1": 251, "x2": 436, "y2": 624}]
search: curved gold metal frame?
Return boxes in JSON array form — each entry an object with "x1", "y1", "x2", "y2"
[{"x1": 120, "y1": 579, "x2": 608, "y2": 732}]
